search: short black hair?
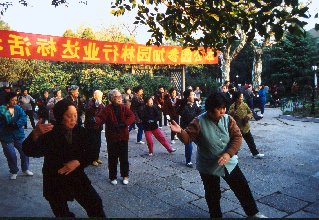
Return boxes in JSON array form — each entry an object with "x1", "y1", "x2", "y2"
[
  {"x1": 124, "y1": 87, "x2": 131, "y2": 93},
  {"x1": 205, "y1": 92, "x2": 227, "y2": 111},
  {"x1": 158, "y1": 85, "x2": 165, "y2": 89},
  {"x1": 144, "y1": 96, "x2": 153, "y2": 103},
  {"x1": 232, "y1": 91, "x2": 242, "y2": 101},
  {"x1": 183, "y1": 89, "x2": 192, "y2": 99},
  {"x1": 5, "y1": 92, "x2": 17, "y2": 104},
  {"x1": 133, "y1": 85, "x2": 143, "y2": 94},
  {"x1": 169, "y1": 87, "x2": 176, "y2": 95}
]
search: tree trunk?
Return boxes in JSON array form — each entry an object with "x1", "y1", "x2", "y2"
[{"x1": 252, "y1": 47, "x2": 263, "y2": 88}]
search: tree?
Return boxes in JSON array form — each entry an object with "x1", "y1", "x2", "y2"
[
  {"x1": 262, "y1": 32, "x2": 319, "y2": 93},
  {"x1": 111, "y1": 0, "x2": 310, "y2": 82}
]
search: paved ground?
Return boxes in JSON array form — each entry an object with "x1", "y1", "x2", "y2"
[{"x1": 0, "y1": 107, "x2": 318, "y2": 218}]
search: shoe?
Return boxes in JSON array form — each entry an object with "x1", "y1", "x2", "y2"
[
  {"x1": 123, "y1": 178, "x2": 129, "y2": 185},
  {"x1": 252, "y1": 212, "x2": 268, "y2": 218},
  {"x1": 101, "y1": 130, "x2": 105, "y2": 133},
  {"x1": 186, "y1": 162, "x2": 193, "y2": 168},
  {"x1": 23, "y1": 170, "x2": 33, "y2": 176},
  {"x1": 134, "y1": 128, "x2": 138, "y2": 131},
  {"x1": 169, "y1": 148, "x2": 177, "y2": 153},
  {"x1": 10, "y1": 174, "x2": 17, "y2": 180},
  {"x1": 174, "y1": 135, "x2": 178, "y2": 140},
  {"x1": 255, "y1": 116, "x2": 262, "y2": 121},
  {"x1": 96, "y1": 159, "x2": 103, "y2": 164},
  {"x1": 171, "y1": 140, "x2": 176, "y2": 144},
  {"x1": 260, "y1": 114, "x2": 263, "y2": 117},
  {"x1": 253, "y1": 153, "x2": 265, "y2": 159},
  {"x1": 92, "y1": 161, "x2": 99, "y2": 166},
  {"x1": 110, "y1": 179, "x2": 117, "y2": 185},
  {"x1": 136, "y1": 141, "x2": 145, "y2": 144},
  {"x1": 148, "y1": 153, "x2": 153, "y2": 156},
  {"x1": 159, "y1": 127, "x2": 162, "y2": 129}
]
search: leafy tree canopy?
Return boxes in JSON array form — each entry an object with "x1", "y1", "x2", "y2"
[{"x1": 111, "y1": 0, "x2": 310, "y2": 51}]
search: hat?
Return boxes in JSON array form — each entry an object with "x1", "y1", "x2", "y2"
[{"x1": 53, "y1": 99, "x2": 75, "y2": 124}]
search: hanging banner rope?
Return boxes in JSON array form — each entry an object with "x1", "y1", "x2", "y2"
[{"x1": 0, "y1": 30, "x2": 218, "y2": 65}]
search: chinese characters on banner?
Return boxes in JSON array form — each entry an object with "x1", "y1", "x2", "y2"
[{"x1": 0, "y1": 30, "x2": 218, "y2": 65}]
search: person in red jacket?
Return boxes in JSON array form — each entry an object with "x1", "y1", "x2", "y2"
[{"x1": 95, "y1": 89, "x2": 135, "y2": 185}]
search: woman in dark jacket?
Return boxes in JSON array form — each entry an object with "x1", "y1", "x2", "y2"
[
  {"x1": 177, "y1": 89, "x2": 202, "y2": 168},
  {"x1": 22, "y1": 99, "x2": 105, "y2": 218}
]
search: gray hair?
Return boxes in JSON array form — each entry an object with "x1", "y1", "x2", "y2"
[{"x1": 108, "y1": 89, "x2": 121, "y2": 101}]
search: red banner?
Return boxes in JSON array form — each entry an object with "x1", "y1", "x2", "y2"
[{"x1": 0, "y1": 30, "x2": 218, "y2": 65}]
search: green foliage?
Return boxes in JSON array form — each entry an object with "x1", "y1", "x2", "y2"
[
  {"x1": 263, "y1": 32, "x2": 319, "y2": 91},
  {"x1": 112, "y1": 0, "x2": 309, "y2": 51}
]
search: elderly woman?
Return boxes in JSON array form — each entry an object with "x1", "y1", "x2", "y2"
[
  {"x1": 84, "y1": 90, "x2": 105, "y2": 166},
  {"x1": 229, "y1": 91, "x2": 264, "y2": 159},
  {"x1": 170, "y1": 92, "x2": 266, "y2": 218},
  {"x1": 0, "y1": 92, "x2": 33, "y2": 180},
  {"x1": 22, "y1": 99, "x2": 105, "y2": 217},
  {"x1": 95, "y1": 89, "x2": 135, "y2": 185}
]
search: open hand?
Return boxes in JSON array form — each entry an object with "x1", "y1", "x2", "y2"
[
  {"x1": 58, "y1": 160, "x2": 80, "y2": 175},
  {"x1": 218, "y1": 153, "x2": 230, "y2": 166},
  {"x1": 169, "y1": 120, "x2": 181, "y2": 134},
  {"x1": 32, "y1": 119, "x2": 54, "y2": 141}
]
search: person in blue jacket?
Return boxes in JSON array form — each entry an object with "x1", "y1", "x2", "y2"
[
  {"x1": 0, "y1": 92, "x2": 33, "y2": 180},
  {"x1": 258, "y1": 85, "x2": 267, "y2": 117}
]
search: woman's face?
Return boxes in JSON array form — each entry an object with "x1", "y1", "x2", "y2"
[
  {"x1": 56, "y1": 90, "x2": 62, "y2": 98},
  {"x1": 137, "y1": 89, "x2": 143, "y2": 97},
  {"x1": 146, "y1": 98, "x2": 153, "y2": 107},
  {"x1": 208, "y1": 107, "x2": 226, "y2": 122},
  {"x1": 237, "y1": 94, "x2": 244, "y2": 104},
  {"x1": 8, "y1": 96, "x2": 18, "y2": 108},
  {"x1": 187, "y1": 92, "x2": 195, "y2": 103},
  {"x1": 171, "y1": 90, "x2": 177, "y2": 98},
  {"x1": 62, "y1": 106, "x2": 77, "y2": 129}
]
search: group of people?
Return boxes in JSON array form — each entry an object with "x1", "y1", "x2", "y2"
[{"x1": 0, "y1": 83, "x2": 267, "y2": 218}]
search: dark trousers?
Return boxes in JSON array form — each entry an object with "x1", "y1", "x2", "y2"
[
  {"x1": 48, "y1": 184, "x2": 106, "y2": 217},
  {"x1": 200, "y1": 165, "x2": 258, "y2": 218},
  {"x1": 24, "y1": 110, "x2": 35, "y2": 128},
  {"x1": 242, "y1": 130, "x2": 259, "y2": 156},
  {"x1": 170, "y1": 116, "x2": 179, "y2": 140},
  {"x1": 107, "y1": 141, "x2": 129, "y2": 180},
  {"x1": 87, "y1": 128, "x2": 102, "y2": 161},
  {"x1": 158, "y1": 110, "x2": 167, "y2": 127}
]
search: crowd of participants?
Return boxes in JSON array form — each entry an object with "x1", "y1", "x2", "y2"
[{"x1": 0, "y1": 83, "x2": 268, "y2": 218}]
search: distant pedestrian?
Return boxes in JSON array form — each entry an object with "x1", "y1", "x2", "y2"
[
  {"x1": 47, "y1": 89, "x2": 63, "y2": 125},
  {"x1": 64, "y1": 85, "x2": 84, "y2": 126},
  {"x1": 194, "y1": 86, "x2": 203, "y2": 100},
  {"x1": 141, "y1": 96, "x2": 176, "y2": 156},
  {"x1": 229, "y1": 91, "x2": 264, "y2": 159},
  {"x1": 22, "y1": 99, "x2": 106, "y2": 217},
  {"x1": 153, "y1": 85, "x2": 166, "y2": 128},
  {"x1": 95, "y1": 89, "x2": 135, "y2": 185},
  {"x1": 170, "y1": 92, "x2": 267, "y2": 218},
  {"x1": 258, "y1": 85, "x2": 266, "y2": 117},
  {"x1": 177, "y1": 89, "x2": 201, "y2": 168},
  {"x1": 84, "y1": 90, "x2": 105, "y2": 167},
  {"x1": 18, "y1": 88, "x2": 36, "y2": 129},
  {"x1": 37, "y1": 90, "x2": 50, "y2": 123},
  {"x1": 0, "y1": 92, "x2": 33, "y2": 180},
  {"x1": 163, "y1": 88, "x2": 181, "y2": 144},
  {"x1": 130, "y1": 86, "x2": 145, "y2": 144}
]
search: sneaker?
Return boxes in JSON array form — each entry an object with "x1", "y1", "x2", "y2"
[
  {"x1": 136, "y1": 141, "x2": 145, "y2": 144},
  {"x1": 92, "y1": 161, "x2": 99, "y2": 166},
  {"x1": 174, "y1": 135, "x2": 178, "y2": 140},
  {"x1": 23, "y1": 170, "x2": 33, "y2": 176},
  {"x1": 186, "y1": 162, "x2": 193, "y2": 168},
  {"x1": 252, "y1": 212, "x2": 268, "y2": 218},
  {"x1": 260, "y1": 114, "x2": 263, "y2": 117},
  {"x1": 171, "y1": 140, "x2": 176, "y2": 144},
  {"x1": 96, "y1": 159, "x2": 103, "y2": 164},
  {"x1": 123, "y1": 178, "x2": 129, "y2": 185},
  {"x1": 148, "y1": 153, "x2": 153, "y2": 156},
  {"x1": 10, "y1": 174, "x2": 17, "y2": 180},
  {"x1": 110, "y1": 179, "x2": 117, "y2": 185},
  {"x1": 253, "y1": 153, "x2": 265, "y2": 159},
  {"x1": 134, "y1": 128, "x2": 138, "y2": 131},
  {"x1": 159, "y1": 127, "x2": 162, "y2": 129},
  {"x1": 169, "y1": 148, "x2": 177, "y2": 153}
]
